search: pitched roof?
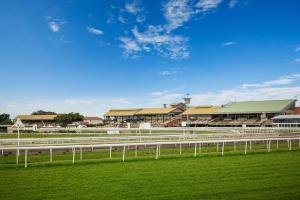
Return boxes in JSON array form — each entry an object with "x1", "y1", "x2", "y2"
[
  {"x1": 135, "y1": 107, "x2": 180, "y2": 115},
  {"x1": 182, "y1": 106, "x2": 220, "y2": 115},
  {"x1": 217, "y1": 99, "x2": 296, "y2": 114},
  {"x1": 16, "y1": 115, "x2": 58, "y2": 121},
  {"x1": 104, "y1": 109, "x2": 142, "y2": 117}
]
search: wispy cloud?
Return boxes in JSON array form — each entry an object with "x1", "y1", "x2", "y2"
[
  {"x1": 87, "y1": 27, "x2": 104, "y2": 35},
  {"x1": 2, "y1": 97, "x2": 133, "y2": 118},
  {"x1": 221, "y1": 41, "x2": 236, "y2": 47},
  {"x1": 192, "y1": 86, "x2": 300, "y2": 106},
  {"x1": 228, "y1": 0, "x2": 238, "y2": 8},
  {"x1": 195, "y1": 0, "x2": 223, "y2": 14},
  {"x1": 49, "y1": 21, "x2": 60, "y2": 32},
  {"x1": 164, "y1": 0, "x2": 194, "y2": 32},
  {"x1": 295, "y1": 46, "x2": 300, "y2": 52},
  {"x1": 47, "y1": 17, "x2": 66, "y2": 33},
  {"x1": 118, "y1": 0, "x2": 223, "y2": 59},
  {"x1": 119, "y1": 37, "x2": 141, "y2": 56},
  {"x1": 295, "y1": 58, "x2": 300, "y2": 63},
  {"x1": 119, "y1": 25, "x2": 189, "y2": 59},
  {"x1": 241, "y1": 73, "x2": 300, "y2": 89},
  {"x1": 158, "y1": 69, "x2": 178, "y2": 76},
  {"x1": 125, "y1": 0, "x2": 142, "y2": 14},
  {"x1": 150, "y1": 91, "x2": 184, "y2": 105},
  {"x1": 118, "y1": 16, "x2": 127, "y2": 24},
  {"x1": 149, "y1": 73, "x2": 300, "y2": 106}
]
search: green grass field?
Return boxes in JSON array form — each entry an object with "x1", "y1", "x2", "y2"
[
  {"x1": 0, "y1": 130, "x2": 213, "y2": 139},
  {"x1": 1, "y1": 150, "x2": 300, "y2": 200}
]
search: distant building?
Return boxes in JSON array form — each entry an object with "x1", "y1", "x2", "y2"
[
  {"x1": 104, "y1": 99, "x2": 297, "y2": 127},
  {"x1": 272, "y1": 115, "x2": 300, "y2": 128},
  {"x1": 104, "y1": 104, "x2": 185, "y2": 127},
  {"x1": 15, "y1": 115, "x2": 57, "y2": 127},
  {"x1": 83, "y1": 117, "x2": 103, "y2": 125},
  {"x1": 212, "y1": 99, "x2": 296, "y2": 127}
]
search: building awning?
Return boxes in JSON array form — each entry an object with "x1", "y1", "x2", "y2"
[
  {"x1": 135, "y1": 107, "x2": 179, "y2": 115},
  {"x1": 16, "y1": 115, "x2": 58, "y2": 121},
  {"x1": 182, "y1": 106, "x2": 219, "y2": 115},
  {"x1": 104, "y1": 109, "x2": 142, "y2": 117}
]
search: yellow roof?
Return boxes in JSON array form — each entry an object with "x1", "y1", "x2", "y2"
[
  {"x1": 182, "y1": 106, "x2": 220, "y2": 115},
  {"x1": 135, "y1": 107, "x2": 179, "y2": 115},
  {"x1": 104, "y1": 109, "x2": 142, "y2": 117},
  {"x1": 16, "y1": 115, "x2": 58, "y2": 121}
]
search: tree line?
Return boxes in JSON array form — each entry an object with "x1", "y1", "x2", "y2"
[{"x1": 0, "y1": 111, "x2": 84, "y2": 127}]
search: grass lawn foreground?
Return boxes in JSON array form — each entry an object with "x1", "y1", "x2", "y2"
[{"x1": 0, "y1": 151, "x2": 300, "y2": 200}]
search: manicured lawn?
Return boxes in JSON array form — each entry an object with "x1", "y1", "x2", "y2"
[{"x1": 0, "y1": 151, "x2": 300, "y2": 200}]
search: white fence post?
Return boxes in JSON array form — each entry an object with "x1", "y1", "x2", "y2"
[
  {"x1": 50, "y1": 148, "x2": 53, "y2": 162},
  {"x1": 72, "y1": 148, "x2": 75, "y2": 164},
  {"x1": 135, "y1": 145, "x2": 137, "y2": 158},
  {"x1": 179, "y1": 143, "x2": 182, "y2": 155},
  {"x1": 159, "y1": 144, "x2": 161, "y2": 156},
  {"x1": 80, "y1": 147, "x2": 83, "y2": 161},
  {"x1": 25, "y1": 149, "x2": 28, "y2": 168},
  {"x1": 244, "y1": 141, "x2": 247, "y2": 155},
  {"x1": 222, "y1": 142, "x2": 224, "y2": 156},
  {"x1": 109, "y1": 146, "x2": 112, "y2": 160},
  {"x1": 122, "y1": 146, "x2": 125, "y2": 162},
  {"x1": 16, "y1": 149, "x2": 19, "y2": 164},
  {"x1": 156, "y1": 144, "x2": 159, "y2": 160},
  {"x1": 194, "y1": 143, "x2": 197, "y2": 157}
]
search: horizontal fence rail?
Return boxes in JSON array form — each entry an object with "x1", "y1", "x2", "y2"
[{"x1": 1, "y1": 137, "x2": 300, "y2": 168}]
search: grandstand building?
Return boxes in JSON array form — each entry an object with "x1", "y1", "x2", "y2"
[
  {"x1": 181, "y1": 106, "x2": 220, "y2": 127},
  {"x1": 15, "y1": 115, "x2": 58, "y2": 127},
  {"x1": 209, "y1": 99, "x2": 296, "y2": 127},
  {"x1": 104, "y1": 103, "x2": 185, "y2": 127},
  {"x1": 104, "y1": 99, "x2": 297, "y2": 128}
]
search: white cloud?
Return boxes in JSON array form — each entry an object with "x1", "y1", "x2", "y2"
[
  {"x1": 158, "y1": 69, "x2": 178, "y2": 76},
  {"x1": 221, "y1": 41, "x2": 236, "y2": 47},
  {"x1": 119, "y1": 26, "x2": 189, "y2": 59},
  {"x1": 149, "y1": 73, "x2": 300, "y2": 106},
  {"x1": 136, "y1": 15, "x2": 146, "y2": 23},
  {"x1": 125, "y1": 0, "x2": 142, "y2": 14},
  {"x1": 295, "y1": 46, "x2": 300, "y2": 52},
  {"x1": 150, "y1": 92, "x2": 183, "y2": 105},
  {"x1": 191, "y1": 86, "x2": 300, "y2": 106},
  {"x1": 118, "y1": 16, "x2": 127, "y2": 24},
  {"x1": 118, "y1": 0, "x2": 223, "y2": 59},
  {"x1": 2, "y1": 98, "x2": 133, "y2": 118},
  {"x1": 196, "y1": 0, "x2": 223, "y2": 14},
  {"x1": 295, "y1": 58, "x2": 300, "y2": 63},
  {"x1": 47, "y1": 17, "x2": 66, "y2": 33},
  {"x1": 87, "y1": 27, "x2": 104, "y2": 35},
  {"x1": 164, "y1": 0, "x2": 194, "y2": 32},
  {"x1": 49, "y1": 21, "x2": 60, "y2": 32},
  {"x1": 119, "y1": 37, "x2": 141, "y2": 56},
  {"x1": 241, "y1": 73, "x2": 300, "y2": 89},
  {"x1": 228, "y1": 0, "x2": 238, "y2": 8}
]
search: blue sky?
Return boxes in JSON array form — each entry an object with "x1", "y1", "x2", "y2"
[{"x1": 0, "y1": 0, "x2": 300, "y2": 117}]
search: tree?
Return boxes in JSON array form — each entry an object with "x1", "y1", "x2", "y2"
[
  {"x1": 54, "y1": 112, "x2": 84, "y2": 126},
  {"x1": 0, "y1": 113, "x2": 12, "y2": 125},
  {"x1": 32, "y1": 110, "x2": 57, "y2": 115}
]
